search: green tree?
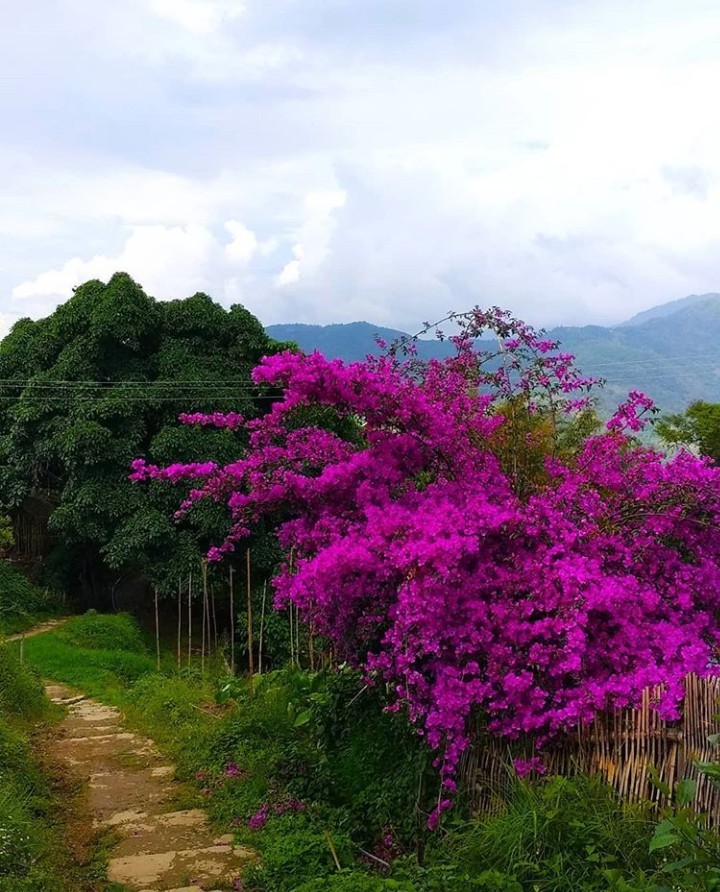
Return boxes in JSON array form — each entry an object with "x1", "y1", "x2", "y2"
[
  {"x1": 656, "y1": 400, "x2": 720, "y2": 463},
  {"x1": 0, "y1": 273, "x2": 286, "y2": 604}
]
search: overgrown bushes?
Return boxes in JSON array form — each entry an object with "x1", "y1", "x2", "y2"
[{"x1": 0, "y1": 560, "x2": 59, "y2": 635}]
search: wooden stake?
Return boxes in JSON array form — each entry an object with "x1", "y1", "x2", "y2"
[
  {"x1": 201, "y1": 560, "x2": 208, "y2": 674},
  {"x1": 154, "y1": 588, "x2": 161, "y2": 671},
  {"x1": 246, "y1": 549, "x2": 254, "y2": 687},
  {"x1": 187, "y1": 573, "x2": 192, "y2": 668},
  {"x1": 211, "y1": 584, "x2": 218, "y2": 652},
  {"x1": 229, "y1": 566, "x2": 235, "y2": 674},
  {"x1": 258, "y1": 580, "x2": 267, "y2": 675},
  {"x1": 177, "y1": 578, "x2": 182, "y2": 672},
  {"x1": 289, "y1": 599, "x2": 294, "y2": 666},
  {"x1": 288, "y1": 548, "x2": 295, "y2": 667}
]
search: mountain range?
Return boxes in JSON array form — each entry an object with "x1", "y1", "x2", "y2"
[{"x1": 267, "y1": 293, "x2": 720, "y2": 414}]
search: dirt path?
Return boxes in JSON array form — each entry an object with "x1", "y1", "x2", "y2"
[
  {"x1": 45, "y1": 680, "x2": 254, "y2": 892},
  {"x1": 5, "y1": 616, "x2": 70, "y2": 641}
]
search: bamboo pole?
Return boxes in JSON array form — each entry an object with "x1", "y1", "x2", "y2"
[
  {"x1": 201, "y1": 560, "x2": 207, "y2": 674},
  {"x1": 187, "y1": 573, "x2": 192, "y2": 668},
  {"x1": 211, "y1": 584, "x2": 218, "y2": 652},
  {"x1": 229, "y1": 566, "x2": 235, "y2": 674},
  {"x1": 177, "y1": 578, "x2": 182, "y2": 672},
  {"x1": 288, "y1": 548, "x2": 295, "y2": 667},
  {"x1": 154, "y1": 589, "x2": 161, "y2": 671},
  {"x1": 246, "y1": 549, "x2": 255, "y2": 685},
  {"x1": 258, "y1": 580, "x2": 267, "y2": 675},
  {"x1": 289, "y1": 599, "x2": 294, "y2": 666}
]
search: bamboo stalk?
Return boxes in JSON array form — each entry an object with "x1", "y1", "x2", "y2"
[
  {"x1": 258, "y1": 580, "x2": 267, "y2": 675},
  {"x1": 289, "y1": 600, "x2": 294, "y2": 666},
  {"x1": 177, "y1": 578, "x2": 182, "y2": 672},
  {"x1": 246, "y1": 549, "x2": 254, "y2": 688},
  {"x1": 154, "y1": 588, "x2": 161, "y2": 671},
  {"x1": 211, "y1": 584, "x2": 218, "y2": 652},
  {"x1": 295, "y1": 603, "x2": 300, "y2": 667},
  {"x1": 229, "y1": 566, "x2": 235, "y2": 674},
  {"x1": 187, "y1": 573, "x2": 192, "y2": 668},
  {"x1": 201, "y1": 560, "x2": 208, "y2": 674}
]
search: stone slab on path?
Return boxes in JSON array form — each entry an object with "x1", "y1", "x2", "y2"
[{"x1": 46, "y1": 681, "x2": 254, "y2": 891}]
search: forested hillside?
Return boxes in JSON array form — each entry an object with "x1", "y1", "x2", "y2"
[{"x1": 268, "y1": 293, "x2": 720, "y2": 413}]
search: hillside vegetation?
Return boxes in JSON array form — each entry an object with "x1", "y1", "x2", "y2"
[{"x1": 267, "y1": 292, "x2": 720, "y2": 413}]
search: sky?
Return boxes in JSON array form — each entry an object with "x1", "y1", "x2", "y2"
[{"x1": 3, "y1": 0, "x2": 720, "y2": 337}]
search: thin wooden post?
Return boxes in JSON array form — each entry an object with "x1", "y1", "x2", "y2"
[
  {"x1": 201, "y1": 560, "x2": 208, "y2": 674},
  {"x1": 258, "y1": 580, "x2": 267, "y2": 675},
  {"x1": 288, "y1": 548, "x2": 295, "y2": 667},
  {"x1": 289, "y1": 600, "x2": 294, "y2": 666},
  {"x1": 177, "y1": 578, "x2": 182, "y2": 672},
  {"x1": 229, "y1": 566, "x2": 235, "y2": 674},
  {"x1": 154, "y1": 589, "x2": 161, "y2": 671},
  {"x1": 187, "y1": 573, "x2": 192, "y2": 668},
  {"x1": 246, "y1": 549, "x2": 254, "y2": 687},
  {"x1": 211, "y1": 585, "x2": 218, "y2": 652}
]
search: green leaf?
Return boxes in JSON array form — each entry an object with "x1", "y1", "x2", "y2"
[
  {"x1": 675, "y1": 777, "x2": 697, "y2": 807},
  {"x1": 293, "y1": 708, "x2": 312, "y2": 727},
  {"x1": 649, "y1": 830, "x2": 680, "y2": 852}
]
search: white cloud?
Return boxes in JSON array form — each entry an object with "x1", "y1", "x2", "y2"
[
  {"x1": 12, "y1": 224, "x2": 217, "y2": 312},
  {"x1": 277, "y1": 244, "x2": 304, "y2": 286},
  {"x1": 224, "y1": 220, "x2": 258, "y2": 263},
  {"x1": 148, "y1": 0, "x2": 246, "y2": 35},
  {"x1": 5, "y1": 0, "x2": 720, "y2": 333}
]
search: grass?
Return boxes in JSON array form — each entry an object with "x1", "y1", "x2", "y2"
[
  {"x1": 0, "y1": 642, "x2": 122, "y2": 891},
  {"x1": 0, "y1": 559, "x2": 65, "y2": 636},
  {"x1": 16, "y1": 612, "x2": 720, "y2": 892}
]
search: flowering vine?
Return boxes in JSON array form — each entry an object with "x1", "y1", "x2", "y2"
[{"x1": 131, "y1": 307, "x2": 720, "y2": 824}]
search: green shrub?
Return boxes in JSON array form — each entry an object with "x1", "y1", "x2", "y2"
[
  {"x1": 440, "y1": 775, "x2": 654, "y2": 892},
  {"x1": 0, "y1": 561, "x2": 58, "y2": 634},
  {"x1": 55, "y1": 611, "x2": 145, "y2": 652},
  {"x1": 0, "y1": 645, "x2": 46, "y2": 719}
]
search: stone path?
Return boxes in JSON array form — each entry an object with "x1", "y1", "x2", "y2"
[{"x1": 46, "y1": 681, "x2": 254, "y2": 892}]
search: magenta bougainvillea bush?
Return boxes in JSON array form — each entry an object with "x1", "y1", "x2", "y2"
[{"x1": 131, "y1": 308, "x2": 720, "y2": 823}]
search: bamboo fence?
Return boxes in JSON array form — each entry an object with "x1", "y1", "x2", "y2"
[{"x1": 460, "y1": 674, "x2": 720, "y2": 820}]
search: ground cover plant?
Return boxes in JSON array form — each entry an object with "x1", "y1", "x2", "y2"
[
  {"x1": 132, "y1": 306, "x2": 720, "y2": 828},
  {"x1": 18, "y1": 614, "x2": 720, "y2": 890},
  {"x1": 0, "y1": 644, "x2": 104, "y2": 891},
  {"x1": 0, "y1": 559, "x2": 62, "y2": 635}
]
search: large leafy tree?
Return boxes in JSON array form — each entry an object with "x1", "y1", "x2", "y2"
[
  {"x1": 656, "y1": 400, "x2": 720, "y2": 464},
  {"x1": 0, "y1": 272, "x2": 284, "y2": 603}
]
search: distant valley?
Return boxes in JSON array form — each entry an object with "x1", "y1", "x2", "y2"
[{"x1": 267, "y1": 293, "x2": 720, "y2": 414}]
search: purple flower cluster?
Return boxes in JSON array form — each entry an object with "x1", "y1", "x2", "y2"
[{"x1": 132, "y1": 306, "x2": 720, "y2": 821}]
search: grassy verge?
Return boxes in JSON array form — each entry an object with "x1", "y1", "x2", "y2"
[
  {"x1": 16, "y1": 613, "x2": 720, "y2": 891},
  {"x1": 0, "y1": 642, "x2": 123, "y2": 891}
]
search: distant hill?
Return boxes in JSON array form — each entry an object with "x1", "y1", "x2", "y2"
[
  {"x1": 267, "y1": 295, "x2": 720, "y2": 413},
  {"x1": 619, "y1": 292, "x2": 720, "y2": 327}
]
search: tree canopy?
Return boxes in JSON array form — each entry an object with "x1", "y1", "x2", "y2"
[
  {"x1": 656, "y1": 400, "x2": 720, "y2": 464},
  {"x1": 0, "y1": 272, "x2": 285, "y2": 601}
]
